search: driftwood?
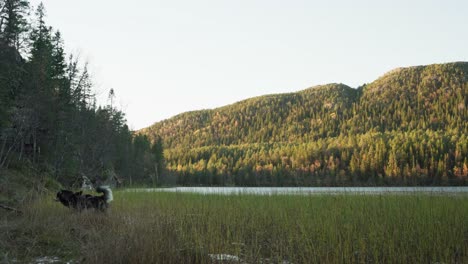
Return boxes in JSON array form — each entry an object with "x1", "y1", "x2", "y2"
[{"x1": 0, "y1": 204, "x2": 23, "y2": 214}]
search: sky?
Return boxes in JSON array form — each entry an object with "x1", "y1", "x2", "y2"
[{"x1": 30, "y1": 0, "x2": 468, "y2": 130}]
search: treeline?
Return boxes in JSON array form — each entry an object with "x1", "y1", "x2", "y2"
[
  {"x1": 166, "y1": 131, "x2": 467, "y2": 186},
  {"x1": 0, "y1": 0, "x2": 163, "y2": 187},
  {"x1": 143, "y1": 63, "x2": 468, "y2": 186}
]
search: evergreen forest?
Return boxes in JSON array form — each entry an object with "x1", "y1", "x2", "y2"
[{"x1": 0, "y1": 0, "x2": 163, "y2": 194}]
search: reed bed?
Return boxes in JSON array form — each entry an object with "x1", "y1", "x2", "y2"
[{"x1": 1, "y1": 191, "x2": 467, "y2": 263}]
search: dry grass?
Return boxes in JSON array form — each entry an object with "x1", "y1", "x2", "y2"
[{"x1": 1, "y1": 191, "x2": 467, "y2": 263}]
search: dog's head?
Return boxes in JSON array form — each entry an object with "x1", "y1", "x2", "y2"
[{"x1": 55, "y1": 190, "x2": 81, "y2": 208}]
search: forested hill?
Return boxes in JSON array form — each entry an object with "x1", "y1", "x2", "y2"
[
  {"x1": 142, "y1": 62, "x2": 467, "y2": 148},
  {"x1": 142, "y1": 83, "x2": 358, "y2": 148},
  {"x1": 141, "y1": 62, "x2": 468, "y2": 186}
]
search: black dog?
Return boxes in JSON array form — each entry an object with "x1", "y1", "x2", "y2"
[{"x1": 56, "y1": 186, "x2": 113, "y2": 211}]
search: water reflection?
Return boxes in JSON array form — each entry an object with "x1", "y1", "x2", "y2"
[{"x1": 127, "y1": 186, "x2": 468, "y2": 195}]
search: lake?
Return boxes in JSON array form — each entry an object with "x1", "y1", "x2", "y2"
[{"x1": 126, "y1": 186, "x2": 468, "y2": 195}]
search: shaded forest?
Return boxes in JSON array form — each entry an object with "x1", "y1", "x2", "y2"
[
  {"x1": 142, "y1": 63, "x2": 468, "y2": 186},
  {"x1": 0, "y1": 0, "x2": 164, "y2": 192}
]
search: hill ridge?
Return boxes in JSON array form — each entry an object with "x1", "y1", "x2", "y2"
[{"x1": 144, "y1": 62, "x2": 468, "y2": 133}]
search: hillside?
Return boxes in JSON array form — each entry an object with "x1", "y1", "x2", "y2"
[
  {"x1": 351, "y1": 62, "x2": 468, "y2": 133},
  {"x1": 141, "y1": 83, "x2": 358, "y2": 148},
  {"x1": 141, "y1": 62, "x2": 468, "y2": 186}
]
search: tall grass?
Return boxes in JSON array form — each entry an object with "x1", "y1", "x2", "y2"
[{"x1": 1, "y1": 192, "x2": 467, "y2": 263}]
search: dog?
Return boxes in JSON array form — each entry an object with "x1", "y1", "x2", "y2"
[{"x1": 55, "y1": 186, "x2": 113, "y2": 212}]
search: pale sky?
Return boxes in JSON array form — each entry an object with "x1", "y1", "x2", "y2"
[{"x1": 30, "y1": 0, "x2": 468, "y2": 130}]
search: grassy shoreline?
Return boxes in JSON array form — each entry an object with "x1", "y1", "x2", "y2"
[{"x1": 1, "y1": 192, "x2": 467, "y2": 263}]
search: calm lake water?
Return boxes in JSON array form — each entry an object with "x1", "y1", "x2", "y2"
[{"x1": 127, "y1": 186, "x2": 468, "y2": 195}]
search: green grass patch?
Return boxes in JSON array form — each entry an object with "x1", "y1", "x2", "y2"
[{"x1": 1, "y1": 191, "x2": 467, "y2": 263}]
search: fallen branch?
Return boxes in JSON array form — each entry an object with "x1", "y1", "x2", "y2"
[{"x1": 0, "y1": 204, "x2": 23, "y2": 215}]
